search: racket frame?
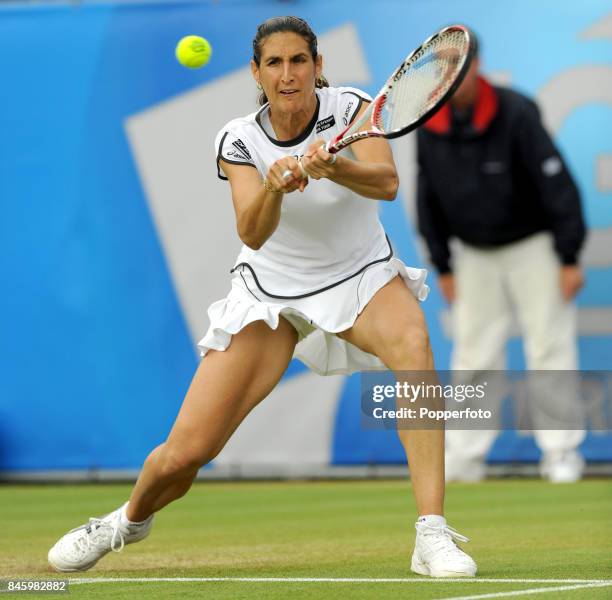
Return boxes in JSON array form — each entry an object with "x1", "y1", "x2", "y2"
[{"x1": 326, "y1": 25, "x2": 476, "y2": 154}]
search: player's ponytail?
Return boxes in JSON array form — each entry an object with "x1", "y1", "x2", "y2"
[{"x1": 252, "y1": 16, "x2": 329, "y2": 106}]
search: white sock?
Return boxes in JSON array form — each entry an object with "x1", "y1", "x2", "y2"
[
  {"x1": 120, "y1": 502, "x2": 150, "y2": 528},
  {"x1": 417, "y1": 514, "x2": 446, "y2": 528}
]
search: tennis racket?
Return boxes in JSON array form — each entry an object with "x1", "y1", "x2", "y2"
[{"x1": 325, "y1": 25, "x2": 476, "y2": 154}]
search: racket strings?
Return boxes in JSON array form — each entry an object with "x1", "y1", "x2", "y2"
[{"x1": 375, "y1": 29, "x2": 470, "y2": 133}]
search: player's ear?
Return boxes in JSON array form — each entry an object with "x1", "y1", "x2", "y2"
[
  {"x1": 315, "y1": 54, "x2": 323, "y2": 80},
  {"x1": 250, "y1": 59, "x2": 260, "y2": 82}
]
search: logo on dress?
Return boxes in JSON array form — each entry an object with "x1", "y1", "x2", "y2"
[
  {"x1": 227, "y1": 138, "x2": 252, "y2": 161},
  {"x1": 316, "y1": 115, "x2": 336, "y2": 133},
  {"x1": 343, "y1": 100, "x2": 354, "y2": 126}
]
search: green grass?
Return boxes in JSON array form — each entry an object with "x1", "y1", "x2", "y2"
[{"x1": 0, "y1": 479, "x2": 611, "y2": 598}]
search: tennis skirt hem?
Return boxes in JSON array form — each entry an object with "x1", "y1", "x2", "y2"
[{"x1": 197, "y1": 258, "x2": 429, "y2": 376}]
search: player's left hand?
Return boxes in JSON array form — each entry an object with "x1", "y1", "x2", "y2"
[
  {"x1": 267, "y1": 155, "x2": 309, "y2": 193},
  {"x1": 560, "y1": 265, "x2": 584, "y2": 301},
  {"x1": 301, "y1": 140, "x2": 338, "y2": 180}
]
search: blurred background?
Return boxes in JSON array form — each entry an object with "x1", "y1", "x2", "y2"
[{"x1": 0, "y1": 0, "x2": 610, "y2": 480}]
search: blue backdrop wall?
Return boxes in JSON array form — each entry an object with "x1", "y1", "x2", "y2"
[{"x1": 1, "y1": 0, "x2": 610, "y2": 472}]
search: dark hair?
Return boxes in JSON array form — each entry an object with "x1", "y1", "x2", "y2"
[{"x1": 252, "y1": 16, "x2": 329, "y2": 105}]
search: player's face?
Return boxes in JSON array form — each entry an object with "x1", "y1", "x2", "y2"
[{"x1": 252, "y1": 32, "x2": 322, "y2": 114}]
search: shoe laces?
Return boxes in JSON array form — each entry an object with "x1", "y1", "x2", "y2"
[
  {"x1": 419, "y1": 523, "x2": 470, "y2": 556},
  {"x1": 70, "y1": 513, "x2": 125, "y2": 555}
]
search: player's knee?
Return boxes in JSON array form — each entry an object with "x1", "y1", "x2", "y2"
[
  {"x1": 384, "y1": 322, "x2": 430, "y2": 369},
  {"x1": 159, "y1": 444, "x2": 212, "y2": 478}
]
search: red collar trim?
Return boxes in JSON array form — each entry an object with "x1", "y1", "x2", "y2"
[{"x1": 423, "y1": 76, "x2": 499, "y2": 134}]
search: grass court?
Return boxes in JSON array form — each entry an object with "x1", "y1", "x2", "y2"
[{"x1": 1, "y1": 479, "x2": 611, "y2": 598}]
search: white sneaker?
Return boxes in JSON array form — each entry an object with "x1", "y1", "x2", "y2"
[
  {"x1": 48, "y1": 503, "x2": 153, "y2": 572},
  {"x1": 540, "y1": 449, "x2": 585, "y2": 483},
  {"x1": 411, "y1": 517, "x2": 477, "y2": 578}
]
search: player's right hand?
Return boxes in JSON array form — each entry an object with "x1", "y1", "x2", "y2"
[
  {"x1": 265, "y1": 156, "x2": 308, "y2": 194},
  {"x1": 301, "y1": 140, "x2": 337, "y2": 181}
]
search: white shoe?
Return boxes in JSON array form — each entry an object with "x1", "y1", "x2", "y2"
[
  {"x1": 48, "y1": 503, "x2": 153, "y2": 572},
  {"x1": 540, "y1": 450, "x2": 584, "y2": 483},
  {"x1": 445, "y1": 455, "x2": 486, "y2": 483},
  {"x1": 411, "y1": 517, "x2": 477, "y2": 578}
]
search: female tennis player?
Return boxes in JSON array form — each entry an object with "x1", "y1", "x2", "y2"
[{"x1": 48, "y1": 16, "x2": 476, "y2": 578}]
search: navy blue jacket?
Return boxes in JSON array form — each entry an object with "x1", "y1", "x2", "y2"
[{"x1": 416, "y1": 77, "x2": 585, "y2": 274}]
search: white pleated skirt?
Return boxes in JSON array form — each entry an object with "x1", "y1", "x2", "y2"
[{"x1": 197, "y1": 258, "x2": 429, "y2": 376}]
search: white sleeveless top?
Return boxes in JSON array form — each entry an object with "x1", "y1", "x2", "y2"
[
  {"x1": 201, "y1": 86, "x2": 429, "y2": 376},
  {"x1": 215, "y1": 86, "x2": 392, "y2": 298}
]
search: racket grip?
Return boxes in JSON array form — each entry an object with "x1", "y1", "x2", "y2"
[
  {"x1": 297, "y1": 156, "x2": 308, "y2": 179},
  {"x1": 325, "y1": 140, "x2": 339, "y2": 154}
]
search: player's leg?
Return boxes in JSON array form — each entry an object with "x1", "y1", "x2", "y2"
[
  {"x1": 126, "y1": 317, "x2": 298, "y2": 520},
  {"x1": 337, "y1": 275, "x2": 476, "y2": 577},
  {"x1": 446, "y1": 243, "x2": 511, "y2": 482},
  {"x1": 339, "y1": 276, "x2": 442, "y2": 513},
  {"x1": 48, "y1": 318, "x2": 298, "y2": 572},
  {"x1": 505, "y1": 233, "x2": 585, "y2": 482}
]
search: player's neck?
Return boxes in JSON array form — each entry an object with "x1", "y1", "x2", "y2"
[{"x1": 269, "y1": 95, "x2": 317, "y2": 141}]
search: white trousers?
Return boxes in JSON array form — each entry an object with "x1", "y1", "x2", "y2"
[{"x1": 447, "y1": 232, "x2": 585, "y2": 458}]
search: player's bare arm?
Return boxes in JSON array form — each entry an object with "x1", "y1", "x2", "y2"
[
  {"x1": 221, "y1": 155, "x2": 306, "y2": 250},
  {"x1": 301, "y1": 106, "x2": 399, "y2": 200}
]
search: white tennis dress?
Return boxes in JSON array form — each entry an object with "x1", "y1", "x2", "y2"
[{"x1": 198, "y1": 86, "x2": 429, "y2": 375}]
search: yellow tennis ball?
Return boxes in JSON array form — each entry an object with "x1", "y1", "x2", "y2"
[{"x1": 175, "y1": 35, "x2": 212, "y2": 69}]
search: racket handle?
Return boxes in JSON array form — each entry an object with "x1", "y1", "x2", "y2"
[
  {"x1": 325, "y1": 139, "x2": 340, "y2": 154},
  {"x1": 297, "y1": 156, "x2": 308, "y2": 179}
]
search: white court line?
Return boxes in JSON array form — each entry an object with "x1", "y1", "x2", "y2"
[
  {"x1": 68, "y1": 577, "x2": 612, "y2": 585},
  {"x1": 438, "y1": 581, "x2": 612, "y2": 599}
]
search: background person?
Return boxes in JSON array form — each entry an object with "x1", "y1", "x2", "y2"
[
  {"x1": 416, "y1": 33, "x2": 587, "y2": 483},
  {"x1": 48, "y1": 16, "x2": 476, "y2": 578}
]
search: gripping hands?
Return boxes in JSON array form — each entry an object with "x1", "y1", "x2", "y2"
[{"x1": 263, "y1": 140, "x2": 337, "y2": 194}]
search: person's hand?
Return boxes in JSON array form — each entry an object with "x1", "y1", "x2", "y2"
[
  {"x1": 264, "y1": 156, "x2": 309, "y2": 194},
  {"x1": 438, "y1": 273, "x2": 455, "y2": 304},
  {"x1": 560, "y1": 265, "x2": 584, "y2": 301},
  {"x1": 300, "y1": 140, "x2": 338, "y2": 180}
]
